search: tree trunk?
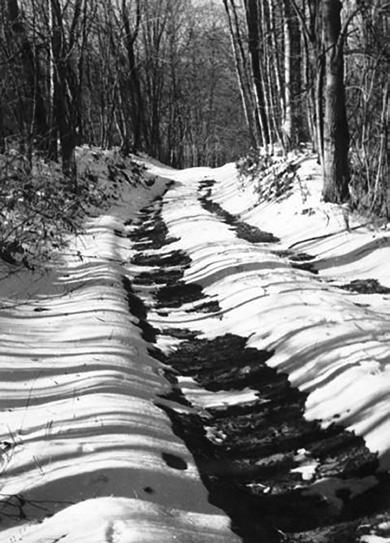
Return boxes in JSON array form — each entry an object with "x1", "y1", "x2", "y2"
[
  {"x1": 322, "y1": 0, "x2": 350, "y2": 203},
  {"x1": 267, "y1": 0, "x2": 284, "y2": 149},
  {"x1": 50, "y1": 0, "x2": 77, "y2": 181},
  {"x1": 7, "y1": 0, "x2": 49, "y2": 153},
  {"x1": 315, "y1": 56, "x2": 325, "y2": 163},
  {"x1": 47, "y1": 0, "x2": 57, "y2": 160},
  {"x1": 244, "y1": 0, "x2": 270, "y2": 145},
  {"x1": 282, "y1": 0, "x2": 302, "y2": 149},
  {"x1": 229, "y1": 0, "x2": 262, "y2": 147},
  {"x1": 121, "y1": 0, "x2": 147, "y2": 153},
  {"x1": 0, "y1": 100, "x2": 5, "y2": 152},
  {"x1": 223, "y1": 0, "x2": 259, "y2": 147}
]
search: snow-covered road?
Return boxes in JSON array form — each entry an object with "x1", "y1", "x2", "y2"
[
  {"x1": 1, "y1": 150, "x2": 390, "y2": 542},
  {"x1": 146, "y1": 157, "x2": 390, "y2": 471},
  {"x1": 0, "y1": 152, "x2": 239, "y2": 542}
]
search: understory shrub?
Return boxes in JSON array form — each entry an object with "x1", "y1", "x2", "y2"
[
  {"x1": 0, "y1": 148, "x2": 145, "y2": 270},
  {"x1": 236, "y1": 148, "x2": 303, "y2": 203}
]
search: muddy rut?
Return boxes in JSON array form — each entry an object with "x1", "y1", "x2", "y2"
[{"x1": 126, "y1": 178, "x2": 390, "y2": 543}]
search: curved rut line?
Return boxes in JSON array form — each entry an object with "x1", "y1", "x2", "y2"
[{"x1": 127, "y1": 179, "x2": 390, "y2": 543}]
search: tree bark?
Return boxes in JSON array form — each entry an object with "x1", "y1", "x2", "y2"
[
  {"x1": 244, "y1": 0, "x2": 270, "y2": 145},
  {"x1": 7, "y1": 0, "x2": 49, "y2": 153},
  {"x1": 223, "y1": 0, "x2": 259, "y2": 147},
  {"x1": 121, "y1": 0, "x2": 147, "y2": 153},
  {"x1": 321, "y1": 0, "x2": 350, "y2": 202},
  {"x1": 282, "y1": 0, "x2": 302, "y2": 149},
  {"x1": 0, "y1": 101, "x2": 5, "y2": 153},
  {"x1": 50, "y1": 0, "x2": 78, "y2": 181}
]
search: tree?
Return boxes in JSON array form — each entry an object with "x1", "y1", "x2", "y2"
[
  {"x1": 6, "y1": 0, "x2": 49, "y2": 156},
  {"x1": 227, "y1": 0, "x2": 352, "y2": 202},
  {"x1": 119, "y1": 0, "x2": 147, "y2": 153},
  {"x1": 346, "y1": 0, "x2": 389, "y2": 214},
  {"x1": 222, "y1": 0, "x2": 261, "y2": 147},
  {"x1": 281, "y1": 0, "x2": 302, "y2": 149},
  {"x1": 49, "y1": 0, "x2": 92, "y2": 180},
  {"x1": 321, "y1": 0, "x2": 350, "y2": 202},
  {"x1": 243, "y1": 0, "x2": 270, "y2": 146}
]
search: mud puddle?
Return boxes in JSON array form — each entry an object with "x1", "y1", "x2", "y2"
[{"x1": 125, "y1": 181, "x2": 390, "y2": 542}]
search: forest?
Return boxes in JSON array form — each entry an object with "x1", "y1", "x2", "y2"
[
  {"x1": 0, "y1": 1, "x2": 388, "y2": 209},
  {"x1": 1, "y1": 2, "x2": 390, "y2": 542}
]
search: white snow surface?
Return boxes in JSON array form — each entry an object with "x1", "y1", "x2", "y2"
[
  {"x1": 1, "y1": 148, "x2": 390, "y2": 540},
  {"x1": 146, "y1": 155, "x2": 390, "y2": 471},
  {"x1": 0, "y1": 149, "x2": 239, "y2": 542}
]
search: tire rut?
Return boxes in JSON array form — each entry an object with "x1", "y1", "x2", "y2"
[{"x1": 125, "y1": 181, "x2": 390, "y2": 543}]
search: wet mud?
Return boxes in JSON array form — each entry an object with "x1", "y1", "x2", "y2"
[
  {"x1": 339, "y1": 278, "x2": 390, "y2": 294},
  {"x1": 199, "y1": 182, "x2": 280, "y2": 244},
  {"x1": 125, "y1": 180, "x2": 390, "y2": 542},
  {"x1": 272, "y1": 250, "x2": 319, "y2": 275}
]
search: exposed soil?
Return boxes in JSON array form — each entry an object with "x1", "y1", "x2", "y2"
[
  {"x1": 290, "y1": 261, "x2": 318, "y2": 274},
  {"x1": 273, "y1": 250, "x2": 319, "y2": 275},
  {"x1": 122, "y1": 276, "x2": 159, "y2": 343},
  {"x1": 125, "y1": 179, "x2": 390, "y2": 543},
  {"x1": 339, "y1": 278, "x2": 390, "y2": 294},
  {"x1": 133, "y1": 268, "x2": 183, "y2": 287},
  {"x1": 186, "y1": 300, "x2": 221, "y2": 314},
  {"x1": 127, "y1": 207, "x2": 179, "y2": 250},
  {"x1": 156, "y1": 282, "x2": 204, "y2": 308},
  {"x1": 199, "y1": 183, "x2": 280, "y2": 244},
  {"x1": 132, "y1": 250, "x2": 191, "y2": 268}
]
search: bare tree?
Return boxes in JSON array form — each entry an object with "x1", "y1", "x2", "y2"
[
  {"x1": 321, "y1": 0, "x2": 350, "y2": 202},
  {"x1": 49, "y1": 0, "x2": 92, "y2": 179},
  {"x1": 281, "y1": 0, "x2": 302, "y2": 149},
  {"x1": 222, "y1": 0, "x2": 260, "y2": 147},
  {"x1": 243, "y1": 0, "x2": 270, "y2": 145},
  {"x1": 6, "y1": 0, "x2": 49, "y2": 156}
]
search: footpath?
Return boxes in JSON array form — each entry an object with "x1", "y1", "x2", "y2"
[{"x1": 0, "y1": 150, "x2": 390, "y2": 542}]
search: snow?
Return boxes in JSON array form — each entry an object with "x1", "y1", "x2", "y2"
[
  {"x1": 146, "y1": 153, "x2": 390, "y2": 473},
  {"x1": 361, "y1": 535, "x2": 390, "y2": 543},
  {"x1": 1, "y1": 146, "x2": 390, "y2": 539},
  {"x1": 290, "y1": 448, "x2": 318, "y2": 482},
  {"x1": 0, "y1": 149, "x2": 239, "y2": 541},
  {"x1": 177, "y1": 376, "x2": 260, "y2": 409},
  {"x1": 1, "y1": 498, "x2": 235, "y2": 543}
]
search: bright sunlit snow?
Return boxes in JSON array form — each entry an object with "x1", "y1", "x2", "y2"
[
  {"x1": 0, "y1": 149, "x2": 240, "y2": 542},
  {"x1": 1, "y1": 148, "x2": 390, "y2": 541},
  {"x1": 146, "y1": 153, "x2": 390, "y2": 471}
]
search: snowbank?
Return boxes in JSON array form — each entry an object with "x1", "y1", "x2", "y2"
[
  {"x1": 145, "y1": 154, "x2": 390, "y2": 471},
  {"x1": 0, "y1": 149, "x2": 239, "y2": 542}
]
